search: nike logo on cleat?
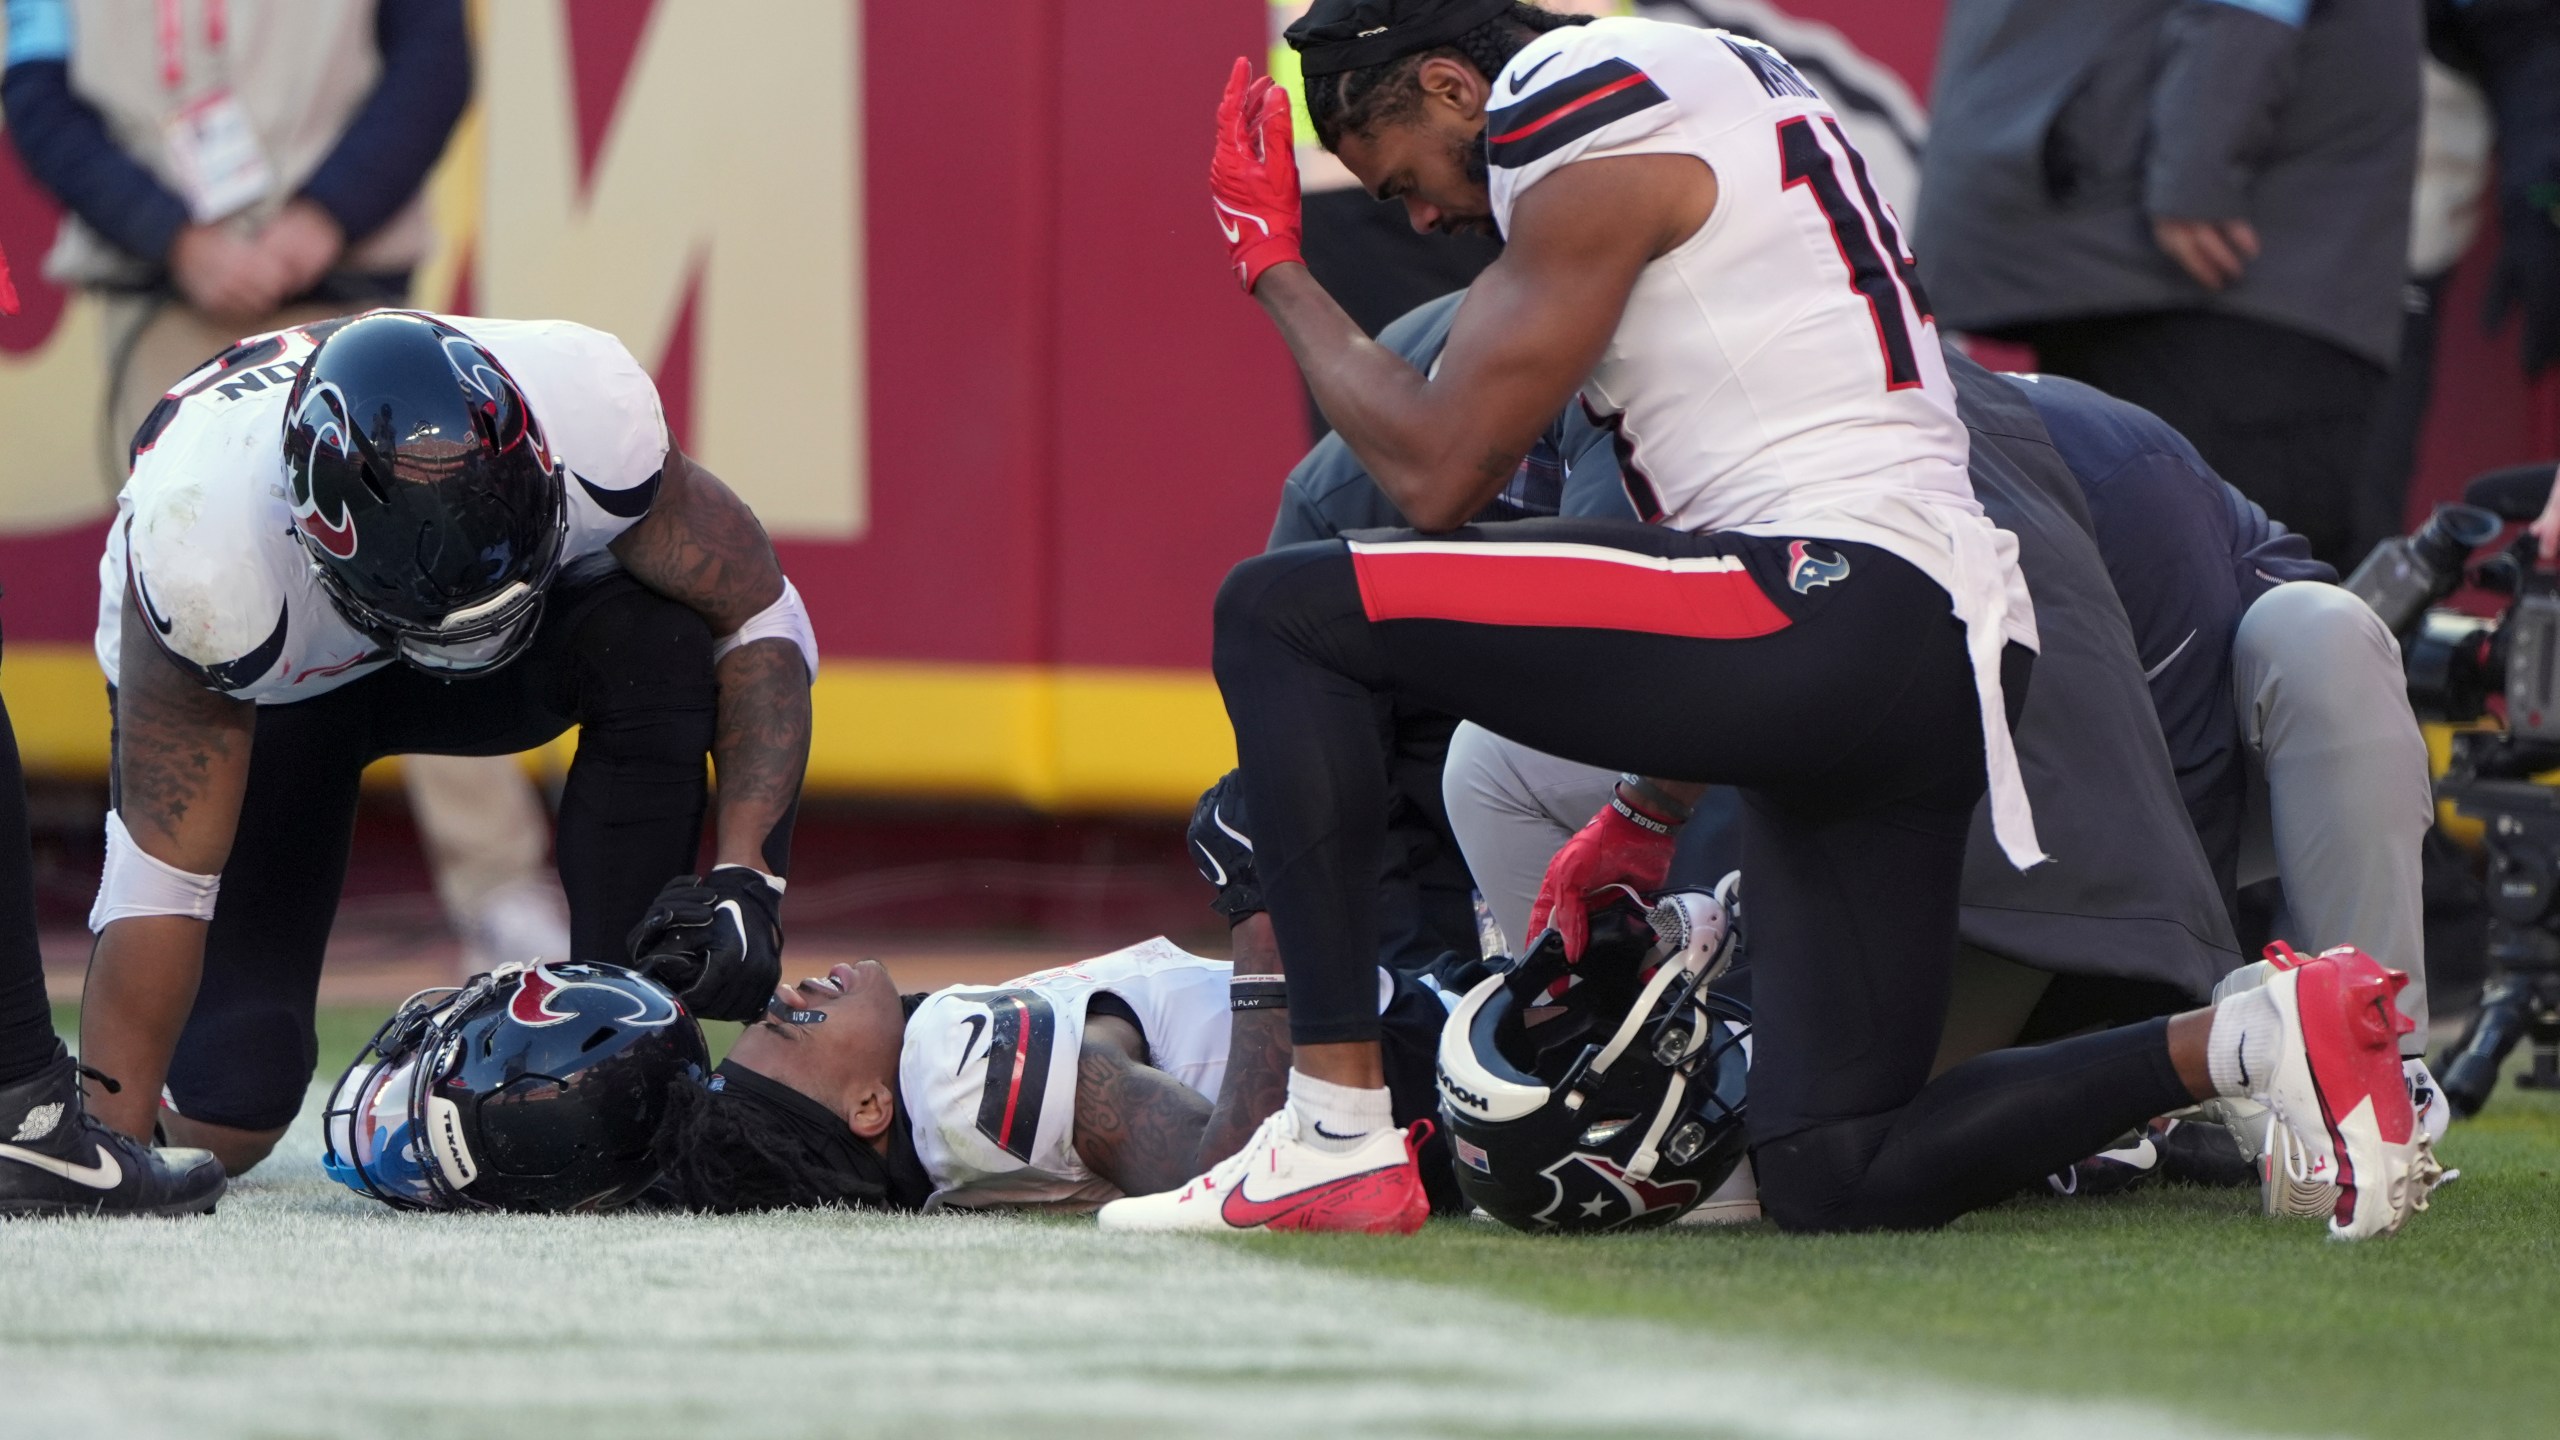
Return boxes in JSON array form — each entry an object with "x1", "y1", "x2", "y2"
[
  {"x1": 1218, "y1": 1165, "x2": 1408, "y2": 1229},
  {"x1": 0, "y1": 1141, "x2": 123, "y2": 1190}
]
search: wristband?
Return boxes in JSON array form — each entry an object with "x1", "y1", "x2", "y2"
[
  {"x1": 1617, "y1": 774, "x2": 1693, "y2": 825},
  {"x1": 1230, "y1": 975, "x2": 1289, "y2": 1012},
  {"x1": 1608, "y1": 792, "x2": 1675, "y2": 837}
]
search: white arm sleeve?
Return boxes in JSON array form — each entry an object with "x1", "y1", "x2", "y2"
[
  {"x1": 89, "y1": 811, "x2": 222, "y2": 932},
  {"x1": 712, "y1": 578, "x2": 818, "y2": 680}
]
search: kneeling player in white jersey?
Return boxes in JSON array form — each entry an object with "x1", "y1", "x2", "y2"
[
  {"x1": 650, "y1": 774, "x2": 1463, "y2": 1217},
  {"x1": 81, "y1": 310, "x2": 814, "y2": 1178},
  {"x1": 1128, "y1": 1, "x2": 2441, "y2": 1239}
]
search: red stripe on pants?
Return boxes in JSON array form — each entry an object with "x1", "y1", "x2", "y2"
[{"x1": 1348, "y1": 547, "x2": 1791, "y2": 640}]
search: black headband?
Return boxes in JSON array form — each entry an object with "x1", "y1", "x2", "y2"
[
  {"x1": 709, "y1": 1058, "x2": 891, "y2": 1206},
  {"x1": 1284, "y1": 0, "x2": 1517, "y2": 78}
]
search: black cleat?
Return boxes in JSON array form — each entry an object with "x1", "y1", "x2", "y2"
[
  {"x1": 2044, "y1": 1129, "x2": 2160, "y2": 1198},
  {"x1": 2147, "y1": 1114, "x2": 2257, "y2": 1189},
  {"x1": 0, "y1": 1047, "x2": 225, "y2": 1218}
]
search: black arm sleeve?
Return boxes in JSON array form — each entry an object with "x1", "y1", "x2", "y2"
[
  {"x1": 1, "y1": 59, "x2": 190, "y2": 263},
  {"x1": 294, "y1": 0, "x2": 471, "y2": 244}
]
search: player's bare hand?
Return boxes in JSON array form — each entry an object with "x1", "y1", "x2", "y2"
[
  {"x1": 2531, "y1": 462, "x2": 2560, "y2": 566},
  {"x1": 2151, "y1": 216, "x2": 2260, "y2": 292}
]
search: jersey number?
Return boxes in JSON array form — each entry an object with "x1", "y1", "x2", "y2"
[
  {"x1": 1776, "y1": 116, "x2": 1933, "y2": 391},
  {"x1": 951, "y1": 988, "x2": 1057, "y2": 1162}
]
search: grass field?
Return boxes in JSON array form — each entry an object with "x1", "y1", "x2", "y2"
[{"x1": 5, "y1": 1005, "x2": 2554, "y2": 1439}]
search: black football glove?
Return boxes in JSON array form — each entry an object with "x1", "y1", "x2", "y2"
[
  {"x1": 1188, "y1": 769, "x2": 1262, "y2": 924},
  {"x1": 628, "y1": 866, "x2": 784, "y2": 1022}
]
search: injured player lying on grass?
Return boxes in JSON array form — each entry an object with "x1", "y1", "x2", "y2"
[{"x1": 324, "y1": 774, "x2": 1473, "y2": 1218}]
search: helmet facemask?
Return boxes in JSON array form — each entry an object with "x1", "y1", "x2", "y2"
[{"x1": 1436, "y1": 883, "x2": 1752, "y2": 1232}]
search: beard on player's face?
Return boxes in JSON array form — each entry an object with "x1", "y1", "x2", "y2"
[
  {"x1": 726, "y1": 959, "x2": 905, "y2": 1130},
  {"x1": 1338, "y1": 112, "x2": 1497, "y2": 238}
]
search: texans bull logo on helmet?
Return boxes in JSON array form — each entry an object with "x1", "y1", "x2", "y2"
[
  {"x1": 288, "y1": 379, "x2": 362, "y2": 561},
  {"x1": 440, "y1": 333, "x2": 555, "y2": 476},
  {"x1": 1530, "y1": 1152, "x2": 1702, "y2": 1230},
  {"x1": 507, "y1": 962, "x2": 682, "y2": 1029}
]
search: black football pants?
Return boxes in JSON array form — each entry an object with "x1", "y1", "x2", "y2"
[
  {"x1": 1214, "y1": 520, "x2": 2192, "y2": 1231},
  {"x1": 121, "y1": 573, "x2": 732, "y2": 1131},
  {"x1": 0, "y1": 666, "x2": 61, "y2": 1089}
]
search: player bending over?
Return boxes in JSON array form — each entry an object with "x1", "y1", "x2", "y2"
[
  {"x1": 81, "y1": 310, "x2": 812, "y2": 1179},
  {"x1": 1104, "y1": 1, "x2": 2441, "y2": 1238}
]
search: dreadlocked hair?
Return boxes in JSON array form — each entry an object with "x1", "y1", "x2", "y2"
[
  {"x1": 1305, "y1": 3, "x2": 1594, "y2": 152},
  {"x1": 649, "y1": 1079, "x2": 888, "y2": 1214}
]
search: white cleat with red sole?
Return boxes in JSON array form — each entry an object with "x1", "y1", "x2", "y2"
[
  {"x1": 1096, "y1": 1107, "x2": 1429, "y2": 1235},
  {"x1": 2247, "y1": 944, "x2": 2447, "y2": 1240}
]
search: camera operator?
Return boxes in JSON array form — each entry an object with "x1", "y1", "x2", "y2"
[{"x1": 2525, "y1": 463, "x2": 2560, "y2": 563}]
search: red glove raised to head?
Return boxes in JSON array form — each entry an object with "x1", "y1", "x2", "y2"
[
  {"x1": 1528, "y1": 791, "x2": 1680, "y2": 962},
  {"x1": 1210, "y1": 57, "x2": 1304, "y2": 294}
]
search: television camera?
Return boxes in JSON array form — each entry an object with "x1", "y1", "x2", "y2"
[{"x1": 2347, "y1": 462, "x2": 2560, "y2": 1116}]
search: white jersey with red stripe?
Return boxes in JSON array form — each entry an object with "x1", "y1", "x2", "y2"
[
  {"x1": 898, "y1": 936, "x2": 1234, "y2": 1210},
  {"x1": 1484, "y1": 19, "x2": 2045, "y2": 866},
  {"x1": 93, "y1": 311, "x2": 668, "y2": 704}
]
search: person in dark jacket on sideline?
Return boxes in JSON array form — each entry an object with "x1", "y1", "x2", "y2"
[{"x1": 1914, "y1": 0, "x2": 2421, "y2": 565}]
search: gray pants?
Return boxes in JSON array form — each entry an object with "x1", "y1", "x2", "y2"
[{"x1": 1445, "y1": 581, "x2": 2432, "y2": 1048}]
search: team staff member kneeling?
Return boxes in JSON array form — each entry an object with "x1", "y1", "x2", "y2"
[
  {"x1": 1103, "y1": 1, "x2": 2442, "y2": 1238},
  {"x1": 83, "y1": 309, "x2": 814, "y2": 1172}
]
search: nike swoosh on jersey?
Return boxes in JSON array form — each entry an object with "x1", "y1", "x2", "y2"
[
  {"x1": 2143, "y1": 629, "x2": 2198, "y2": 681},
  {"x1": 1218, "y1": 1163, "x2": 1405, "y2": 1229},
  {"x1": 1509, "y1": 52, "x2": 1560, "y2": 94},
  {"x1": 0, "y1": 1141, "x2": 123, "y2": 1190},
  {"x1": 133, "y1": 567, "x2": 176, "y2": 636}
]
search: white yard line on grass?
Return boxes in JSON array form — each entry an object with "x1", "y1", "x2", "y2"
[{"x1": 0, "y1": 1099, "x2": 2312, "y2": 1440}]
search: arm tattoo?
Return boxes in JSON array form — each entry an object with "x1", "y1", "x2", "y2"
[
  {"x1": 1192, "y1": 1010, "x2": 1289, "y2": 1170},
  {"x1": 1072, "y1": 1040, "x2": 1214, "y2": 1198},
  {"x1": 113, "y1": 592, "x2": 254, "y2": 870},
  {"x1": 614, "y1": 453, "x2": 807, "y2": 868},
  {"x1": 611, "y1": 454, "x2": 784, "y2": 634},
  {"x1": 711, "y1": 640, "x2": 812, "y2": 868},
  {"x1": 1195, "y1": 914, "x2": 1289, "y2": 1167}
]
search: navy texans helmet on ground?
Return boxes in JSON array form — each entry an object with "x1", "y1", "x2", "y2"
[
  {"x1": 1436, "y1": 882, "x2": 1751, "y2": 1233},
  {"x1": 323, "y1": 961, "x2": 708, "y2": 1212},
  {"x1": 283, "y1": 309, "x2": 569, "y2": 675}
]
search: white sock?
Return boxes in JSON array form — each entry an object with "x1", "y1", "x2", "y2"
[
  {"x1": 1287, "y1": 1068, "x2": 1393, "y2": 1152},
  {"x1": 2207, "y1": 987, "x2": 2280, "y2": 1099}
]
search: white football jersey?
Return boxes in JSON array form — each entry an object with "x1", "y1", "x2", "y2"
[
  {"x1": 899, "y1": 937, "x2": 1234, "y2": 1210},
  {"x1": 1486, "y1": 20, "x2": 2044, "y2": 866},
  {"x1": 94, "y1": 311, "x2": 668, "y2": 705}
]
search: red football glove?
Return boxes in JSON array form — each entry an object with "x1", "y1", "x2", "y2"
[
  {"x1": 1528, "y1": 794, "x2": 1680, "y2": 961},
  {"x1": 1210, "y1": 57, "x2": 1303, "y2": 294}
]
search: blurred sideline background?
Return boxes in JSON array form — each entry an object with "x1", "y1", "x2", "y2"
[{"x1": 1, "y1": 0, "x2": 2552, "y2": 1000}]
